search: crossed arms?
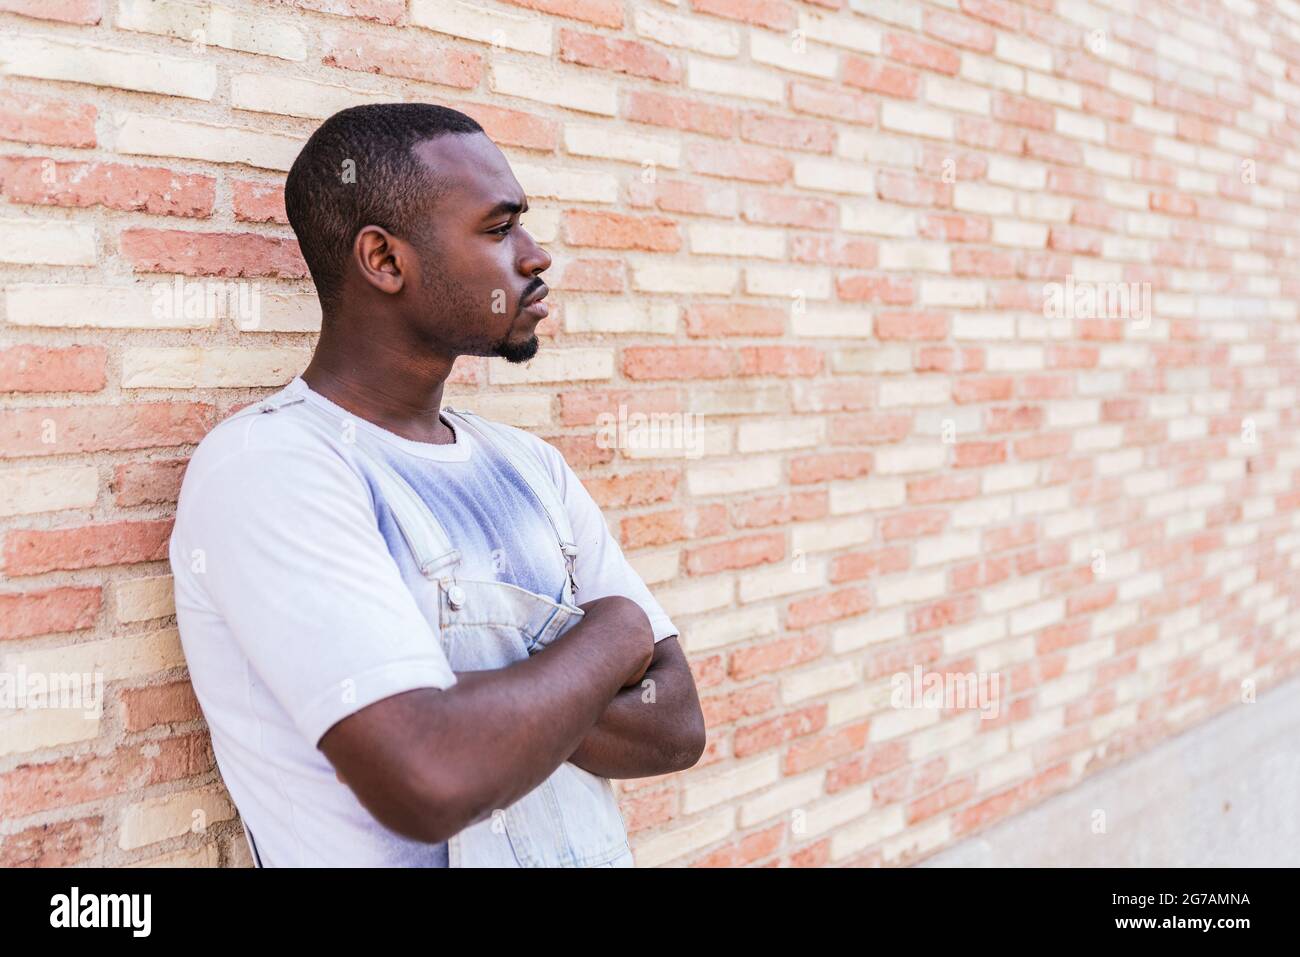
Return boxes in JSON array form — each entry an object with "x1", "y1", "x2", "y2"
[{"x1": 318, "y1": 595, "x2": 707, "y2": 845}]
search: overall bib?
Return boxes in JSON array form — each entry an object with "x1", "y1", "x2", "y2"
[{"x1": 231, "y1": 388, "x2": 636, "y2": 868}]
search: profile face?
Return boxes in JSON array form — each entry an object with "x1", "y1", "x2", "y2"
[{"x1": 405, "y1": 131, "x2": 552, "y2": 364}]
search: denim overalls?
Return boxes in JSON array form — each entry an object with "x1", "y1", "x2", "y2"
[{"x1": 227, "y1": 387, "x2": 636, "y2": 868}]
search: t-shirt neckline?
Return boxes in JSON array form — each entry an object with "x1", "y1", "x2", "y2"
[{"x1": 288, "y1": 375, "x2": 472, "y2": 462}]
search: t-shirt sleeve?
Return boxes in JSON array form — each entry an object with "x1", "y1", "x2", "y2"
[
  {"x1": 529, "y1": 437, "x2": 679, "y2": 645},
  {"x1": 172, "y1": 442, "x2": 458, "y2": 749}
]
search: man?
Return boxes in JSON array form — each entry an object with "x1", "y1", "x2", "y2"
[{"x1": 169, "y1": 103, "x2": 706, "y2": 867}]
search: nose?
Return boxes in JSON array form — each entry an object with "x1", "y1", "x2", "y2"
[{"x1": 519, "y1": 227, "x2": 551, "y2": 279}]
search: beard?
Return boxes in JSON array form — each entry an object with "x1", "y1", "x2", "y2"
[{"x1": 491, "y1": 329, "x2": 540, "y2": 364}]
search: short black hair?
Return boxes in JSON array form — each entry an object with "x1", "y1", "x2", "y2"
[{"x1": 284, "y1": 102, "x2": 485, "y2": 318}]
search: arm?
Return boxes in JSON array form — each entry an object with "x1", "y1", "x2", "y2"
[
  {"x1": 318, "y1": 595, "x2": 654, "y2": 845},
  {"x1": 563, "y1": 635, "x2": 706, "y2": 779}
]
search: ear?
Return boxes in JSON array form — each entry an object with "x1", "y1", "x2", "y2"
[{"x1": 352, "y1": 225, "x2": 406, "y2": 296}]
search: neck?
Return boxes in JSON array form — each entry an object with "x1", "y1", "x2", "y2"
[{"x1": 300, "y1": 322, "x2": 458, "y2": 444}]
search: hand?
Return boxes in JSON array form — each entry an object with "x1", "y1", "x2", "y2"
[{"x1": 578, "y1": 595, "x2": 654, "y2": 689}]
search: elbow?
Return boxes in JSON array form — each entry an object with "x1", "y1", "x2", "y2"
[
  {"x1": 387, "y1": 759, "x2": 484, "y2": 846},
  {"x1": 670, "y1": 710, "x2": 708, "y2": 772}
]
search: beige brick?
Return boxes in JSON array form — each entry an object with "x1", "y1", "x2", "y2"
[
  {"x1": 925, "y1": 76, "x2": 991, "y2": 114},
  {"x1": 490, "y1": 60, "x2": 617, "y2": 116},
  {"x1": 880, "y1": 102, "x2": 953, "y2": 139},
  {"x1": 737, "y1": 416, "x2": 825, "y2": 453},
  {"x1": 0, "y1": 708, "x2": 101, "y2": 758},
  {"x1": 512, "y1": 163, "x2": 619, "y2": 204},
  {"x1": 486, "y1": 348, "x2": 614, "y2": 385},
  {"x1": 633, "y1": 7, "x2": 737, "y2": 55},
  {"x1": 128, "y1": 843, "x2": 221, "y2": 868},
  {"x1": 686, "y1": 457, "x2": 782, "y2": 496},
  {"x1": 794, "y1": 157, "x2": 874, "y2": 196},
  {"x1": 749, "y1": 30, "x2": 838, "y2": 78},
  {"x1": 230, "y1": 74, "x2": 396, "y2": 119},
  {"x1": 0, "y1": 34, "x2": 216, "y2": 100},
  {"x1": 867, "y1": 703, "x2": 941, "y2": 741},
  {"x1": 738, "y1": 773, "x2": 824, "y2": 828},
  {"x1": 113, "y1": 113, "x2": 303, "y2": 171},
  {"x1": 830, "y1": 478, "x2": 906, "y2": 514},
  {"x1": 632, "y1": 807, "x2": 733, "y2": 867},
  {"x1": 626, "y1": 548, "x2": 679, "y2": 585},
  {"x1": 3, "y1": 629, "x2": 184, "y2": 683},
  {"x1": 121, "y1": 347, "x2": 310, "y2": 388},
  {"x1": 781, "y1": 659, "x2": 859, "y2": 703},
  {"x1": 879, "y1": 242, "x2": 950, "y2": 272},
  {"x1": 874, "y1": 571, "x2": 946, "y2": 607},
  {"x1": 655, "y1": 577, "x2": 735, "y2": 618},
  {"x1": 564, "y1": 123, "x2": 681, "y2": 168},
  {"x1": 689, "y1": 223, "x2": 785, "y2": 260},
  {"x1": 798, "y1": 9, "x2": 881, "y2": 54},
  {"x1": 631, "y1": 263, "x2": 736, "y2": 295},
  {"x1": 744, "y1": 266, "x2": 833, "y2": 299},
  {"x1": 792, "y1": 306, "x2": 873, "y2": 338},
  {"x1": 5, "y1": 283, "x2": 213, "y2": 330},
  {"x1": 832, "y1": 609, "x2": 906, "y2": 652},
  {"x1": 682, "y1": 605, "x2": 779, "y2": 653},
  {"x1": 841, "y1": 201, "x2": 917, "y2": 237},
  {"x1": 116, "y1": 575, "x2": 177, "y2": 624},
  {"x1": 0, "y1": 218, "x2": 95, "y2": 266},
  {"x1": 0, "y1": 465, "x2": 97, "y2": 518},
  {"x1": 563, "y1": 299, "x2": 676, "y2": 334},
  {"x1": 995, "y1": 33, "x2": 1052, "y2": 71},
  {"x1": 830, "y1": 804, "x2": 907, "y2": 861},
  {"x1": 446, "y1": 393, "x2": 552, "y2": 427},
  {"x1": 119, "y1": 786, "x2": 236, "y2": 850},
  {"x1": 683, "y1": 754, "x2": 780, "y2": 814},
  {"x1": 801, "y1": 782, "x2": 874, "y2": 837},
  {"x1": 738, "y1": 559, "x2": 827, "y2": 603},
  {"x1": 411, "y1": 0, "x2": 552, "y2": 54},
  {"x1": 790, "y1": 515, "x2": 872, "y2": 553},
  {"x1": 117, "y1": 0, "x2": 307, "y2": 61},
  {"x1": 686, "y1": 56, "x2": 784, "y2": 103}
]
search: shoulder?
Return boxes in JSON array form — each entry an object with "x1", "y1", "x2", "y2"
[{"x1": 176, "y1": 400, "x2": 370, "y2": 525}]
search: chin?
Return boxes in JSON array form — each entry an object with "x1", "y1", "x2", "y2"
[{"x1": 492, "y1": 334, "x2": 540, "y2": 364}]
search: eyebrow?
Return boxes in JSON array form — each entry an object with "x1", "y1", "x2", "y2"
[{"x1": 481, "y1": 198, "x2": 529, "y2": 221}]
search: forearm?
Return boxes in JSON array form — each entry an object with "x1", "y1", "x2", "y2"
[
  {"x1": 565, "y1": 642, "x2": 706, "y2": 779},
  {"x1": 437, "y1": 600, "x2": 648, "y2": 829}
]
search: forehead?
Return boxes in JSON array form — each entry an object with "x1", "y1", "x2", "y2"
[{"x1": 410, "y1": 132, "x2": 525, "y2": 219}]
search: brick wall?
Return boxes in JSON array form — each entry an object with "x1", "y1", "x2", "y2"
[{"x1": 2, "y1": 0, "x2": 1298, "y2": 867}]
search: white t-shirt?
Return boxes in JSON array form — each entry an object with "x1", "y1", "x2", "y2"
[{"x1": 169, "y1": 375, "x2": 678, "y2": 866}]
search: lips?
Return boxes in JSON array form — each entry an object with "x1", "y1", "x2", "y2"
[{"x1": 522, "y1": 284, "x2": 548, "y2": 308}]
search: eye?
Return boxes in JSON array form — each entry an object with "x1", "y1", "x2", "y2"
[{"x1": 492, "y1": 219, "x2": 522, "y2": 236}]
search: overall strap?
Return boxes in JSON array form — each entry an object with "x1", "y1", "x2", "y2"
[
  {"x1": 442, "y1": 406, "x2": 580, "y2": 593},
  {"x1": 254, "y1": 390, "x2": 463, "y2": 581}
]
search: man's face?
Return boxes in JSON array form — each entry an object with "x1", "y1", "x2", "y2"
[{"x1": 404, "y1": 132, "x2": 551, "y2": 363}]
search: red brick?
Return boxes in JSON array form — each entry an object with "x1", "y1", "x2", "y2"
[
  {"x1": 843, "y1": 57, "x2": 920, "y2": 99},
  {"x1": 0, "y1": 92, "x2": 95, "y2": 147},
  {"x1": 622, "y1": 347, "x2": 732, "y2": 380},
  {"x1": 3, "y1": 519, "x2": 173, "y2": 576},
  {"x1": 0, "y1": 586, "x2": 101, "y2": 640},
  {"x1": 232, "y1": 180, "x2": 288, "y2": 224},
  {"x1": 884, "y1": 33, "x2": 960, "y2": 75},
  {"x1": 0, "y1": 403, "x2": 215, "y2": 459},
  {"x1": 0, "y1": 733, "x2": 213, "y2": 819},
  {"x1": 120, "y1": 229, "x2": 308, "y2": 278},
  {"x1": 0, "y1": 346, "x2": 106, "y2": 393},
  {"x1": 685, "y1": 533, "x2": 784, "y2": 574},
  {"x1": 0, "y1": 158, "x2": 213, "y2": 218}
]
